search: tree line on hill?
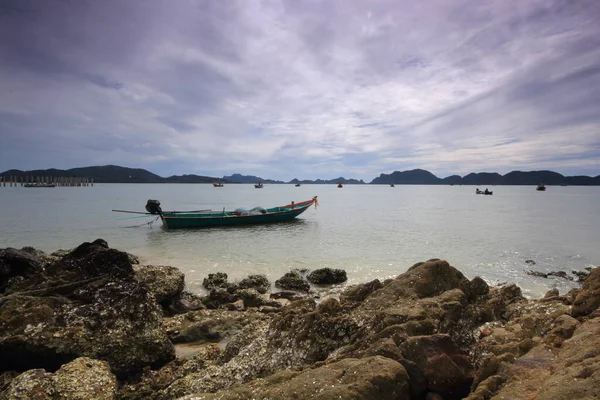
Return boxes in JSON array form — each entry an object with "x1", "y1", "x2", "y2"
[{"x1": 1, "y1": 165, "x2": 599, "y2": 185}]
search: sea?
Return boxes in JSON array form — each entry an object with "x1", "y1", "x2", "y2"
[{"x1": 1, "y1": 183, "x2": 598, "y2": 298}]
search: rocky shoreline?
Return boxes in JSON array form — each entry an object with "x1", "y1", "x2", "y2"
[{"x1": 1, "y1": 239, "x2": 599, "y2": 399}]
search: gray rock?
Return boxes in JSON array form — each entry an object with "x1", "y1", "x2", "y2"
[
  {"x1": 307, "y1": 268, "x2": 348, "y2": 284},
  {"x1": 238, "y1": 274, "x2": 270, "y2": 294},
  {"x1": 133, "y1": 264, "x2": 185, "y2": 305},
  {"x1": 274, "y1": 271, "x2": 310, "y2": 292}
]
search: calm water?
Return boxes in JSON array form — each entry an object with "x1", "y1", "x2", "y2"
[{"x1": 1, "y1": 184, "x2": 598, "y2": 297}]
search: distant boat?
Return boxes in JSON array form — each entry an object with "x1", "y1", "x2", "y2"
[
  {"x1": 476, "y1": 189, "x2": 493, "y2": 195},
  {"x1": 113, "y1": 197, "x2": 319, "y2": 229},
  {"x1": 337, "y1": 183, "x2": 343, "y2": 188},
  {"x1": 254, "y1": 182, "x2": 264, "y2": 188},
  {"x1": 295, "y1": 183, "x2": 301, "y2": 187},
  {"x1": 212, "y1": 182, "x2": 224, "y2": 187},
  {"x1": 560, "y1": 183, "x2": 567, "y2": 187},
  {"x1": 390, "y1": 183, "x2": 395, "y2": 187},
  {"x1": 24, "y1": 182, "x2": 56, "y2": 188},
  {"x1": 536, "y1": 184, "x2": 546, "y2": 191}
]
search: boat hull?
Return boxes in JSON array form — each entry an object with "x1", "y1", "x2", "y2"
[{"x1": 160, "y1": 199, "x2": 315, "y2": 229}]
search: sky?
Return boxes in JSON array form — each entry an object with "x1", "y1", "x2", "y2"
[{"x1": 0, "y1": 0, "x2": 599, "y2": 181}]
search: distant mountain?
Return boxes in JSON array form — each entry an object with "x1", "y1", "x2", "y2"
[
  {"x1": 0, "y1": 165, "x2": 217, "y2": 183},
  {"x1": 371, "y1": 169, "x2": 441, "y2": 184},
  {"x1": 564, "y1": 175, "x2": 600, "y2": 186},
  {"x1": 164, "y1": 174, "x2": 221, "y2": 184},
  {"x1": 461, "y1": 172, "x2": 503, "y2": 185},
  {"x1": 441, "y1": 175, "x2": 463, "y2": 185},
  {"x1": 0, "y1": 165, "x2": 164, "y2": 183},
  {"x1": 2, "y1": 165, "x2": 598, "y2": 185},
  {"x1": 222, "y1": 174, "x2": 284, "y2": 184},
  {"x1": 369, "y1": 170, "x2": 599, "y2": 185},
  {"x1": 299, "y1": 177, "x2": 365, "y2": 184},
  {"x1": 499, "y1": 170, "x2": 564, "y2": 185}
]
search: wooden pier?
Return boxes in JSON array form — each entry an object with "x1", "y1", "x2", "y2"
[{"x1": 0, "y1": 176, "x2": 94, "y2": 187}]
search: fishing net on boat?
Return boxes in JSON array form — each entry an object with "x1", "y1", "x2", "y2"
[{"x1": 233, "y1": 207, "x2": 267, "y2": 215}]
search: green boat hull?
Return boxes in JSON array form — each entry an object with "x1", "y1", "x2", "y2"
[{"x1": 160, "y1": 199, "x2": 316, "y2": 229}]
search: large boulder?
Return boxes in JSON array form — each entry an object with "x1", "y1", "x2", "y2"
[
  {"x1": 307, "y1": 268, "x2": 348, "y2": 285},
  {"x1": 133, "y1": 264, "x2": 185, "y2": 305},
  {"x1": 399, "y1": 334, "x2": 474, "y2": 400},
  {"x1": 238, "y1": 274, "x2": 270, "y2": 294},
  {"x1": 275, "y1": 271, "x2": 310, "y2": 292},
  {"x1": 572, "y1": 267, "x2": 600, "y2": 317},
  {"x1": 0, "y1": 241, "x2": 174, "y2": 378},
  {"x1": 0, "y1": 357, "x2": 117, "y2": 400},
  {"x1": 0, "y1": 248, "x2": 43, "y2": 292},
  {"x1": 491, "y1": 317, "x2": 600, "y2": 399},
  {"x1": 178, "y1": 356, "x2": 411, "y2": 400}
]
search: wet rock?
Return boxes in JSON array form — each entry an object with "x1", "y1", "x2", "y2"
[
  {"x1": 572, "y1": 267, "x2": 600, "y2": 317},
  {"x1": 164, "y1": 309, "x2": 263, "y2": 345},
  {"x1": 399, "y1": 334, "x2": 474, "y2": 400},
  {"x1": 469, "y1": 276, "x2": 489, "y2": 299},
  {"x1": 126, "y1": 252, "x2": 140, "y2": 265},
  {"x1": 544, "y1": 314, "x2": 579, "y2": 347},
  {"x1": 0, "y1": 248, "x2": 43, "y2": 292},
  {"x1": 52, "y1": 357, "x2": 117, "y2": 399},
  {"x1": 544, "y1": 288, "x2": 559, "y2": 298},
  {"x1": 269, "y1": 290, "x2": 308, "y2": 302},
  {"x1": 525, "y1": 259, "x2": 536, "y2": 265},
  {"x1": 307, "y1": 268, "x2": 348, "y2": 285},
  {"x1": 274, "y1": 271, "x2": 310, "y2": 292},
  {"x1": 0, "y1": 369, "x2": 54, "y2": 400},
  {"x1": 0, "y1": 242, "x2": 174, "y2": 378},
  {"x1": 204, "y1": 289, "x2": 238, "y2": 309},
  {"x1": 465, "y1": 374, "x2": 504, "y2": 400},
  {"x1": 339, "y1": 279, "x2": 383, "y2": 306},
  {"x1": 571, "y1": 270, "x2": 589, "y2": 282},
  {"x1": 202, "y1": 272, "x2": 229, "y2": 290},
  {"x1": 238, "y1": 274, "x2": 270, "y2": 294},
  {"x1": 167, "y1": 291, "x2": 206, "y2": 314},
  {"x1": 50, "y1": 249, "x2": 71, "y2": 258},
  {"x1": 393, "y1": 259, "x2": 472, "y2": 299},
  {"x1": 178, "y1": 356, "x2": 410, "y2": 400},
  {"x1": 526, "y1": 270, "x2": 547, "y2": 278},
  {"x1": 487, "y1": 284, "x2": 525, "y2": 320},
  {"x1": 316, "y1": 297, "x2": 341, "y2": 315},
  {"x1": 547, "y1": 270, "x2": 573, "y2": 280},
  {"x1": 133, "y1": 264, "x2": 185, "y2": 306},
  {"x1": 0, "y1": 357, "x2": 116, "y2": 400},
  {"x1": 237, "y1": 288, "x2": 267, "y2": 308}
]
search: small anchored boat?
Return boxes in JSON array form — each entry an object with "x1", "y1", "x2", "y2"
[
  {"x1": 113, "y1": 197, "x2": 319, "y2": 229},
  {"x1": 254, "y1": 182, "x2": 264, "y2": 188},
  {"x1": 337, "y1": 183, "x2": 343, "y2": 188},
  {"x1": 476, "y1": 189, "x2": 493, "y2": 195},
  {"x1": 536, "y1": 184, "x2": 546, "y2": 191},
  {"x1": 212, "y1": 182, "x2": 224, "y2": 187}
]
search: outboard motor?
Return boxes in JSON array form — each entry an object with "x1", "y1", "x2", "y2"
[{"x1": 145, "y1": 199, "x2": 162, "y2": 215}]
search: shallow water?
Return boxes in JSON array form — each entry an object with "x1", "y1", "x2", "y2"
[{"x1": 1, "y1": 183, "x2": 598, "y2": 297}]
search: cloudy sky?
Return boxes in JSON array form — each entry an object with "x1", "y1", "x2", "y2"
[{"x1": 1, "y1": 0, "x2": 599, "y2": 180}]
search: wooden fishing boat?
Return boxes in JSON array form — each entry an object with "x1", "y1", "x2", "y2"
[
  {"x1": 212, "y1": 182, "x2": 224, "y2": 187},
  {"x1": 337, "y1": 183, "x2": 343, "y2": 188},
  {"x1": 476, "y1": 189, "x2": 493, "y2": 195},
  {"x1": 113, "y1": 197, "x2": 318, "y2": 229},
  {"x1": 254, "y1": 182, "x2": 264, "y2": 188},
  {"x1": 536, "y1": 184, "x2": 546, "y2": 191},
  {"x1": 295, "y1": 183, "x2": 301, "y2": 187}
]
